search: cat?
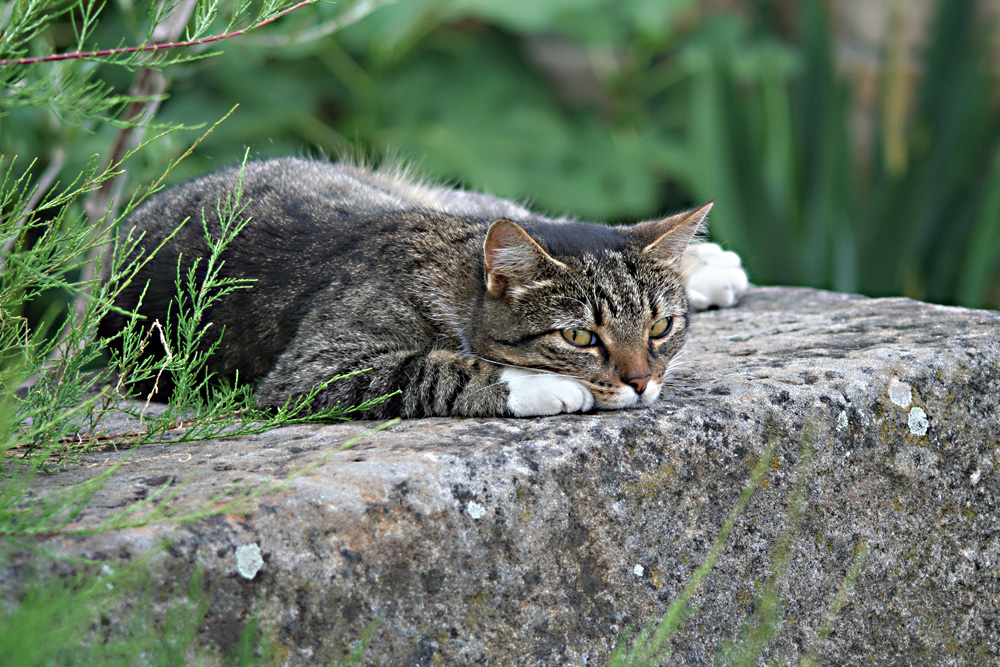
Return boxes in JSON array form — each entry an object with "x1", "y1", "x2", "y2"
[{"x1": 99, "y1": 158, "x2": 747, "y2": 418}]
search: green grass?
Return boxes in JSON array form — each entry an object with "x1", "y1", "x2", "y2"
[
  {"x1": 610, "y1": 425, "x2": 869, "y2": 666},
  {"x1": 1, "y1": 2, "x2": 391, "y2": 663}
]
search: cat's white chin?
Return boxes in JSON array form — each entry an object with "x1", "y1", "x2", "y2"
[
  {"x1": 501, "y1": 367, "x2": 594, "y2": 417},
  {"x1": 596, "y1": 381, "x2": 663, "y2": 410},
  {"x1": 640, "y1": 381, "x2": 663, "y2": 406}
]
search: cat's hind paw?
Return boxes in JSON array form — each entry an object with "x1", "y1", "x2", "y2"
[
  {"x1": 501, "y1": 367, "x2": 594, "y2": 417},
  {"x1": 683, "y1": 242, "x2": 749, "y2": 311}
]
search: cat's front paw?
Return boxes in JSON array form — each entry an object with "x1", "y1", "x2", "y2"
[
  {"x1": 501, "y1": 367, "x2": 594, "y2": 417},
  {"x1": 683, "y1": 242, "x2": 749, "y2": 310}
]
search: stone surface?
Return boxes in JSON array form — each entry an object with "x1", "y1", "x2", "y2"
[{"x1": 8, "y1": 287, "x2": 1000, "y2": 665}]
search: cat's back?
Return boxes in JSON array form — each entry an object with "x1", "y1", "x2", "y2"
[
  {"x1": 137, "y1": 158, "x2": 436, "y2": 233},
  {"x1": 107, "y1": 158, "x2": 496, "y2": 381},
  {"x1": 131, "y1": 157, "x2": 546, "y2": 246}
]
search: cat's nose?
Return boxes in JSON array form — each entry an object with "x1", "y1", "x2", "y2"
[{"x1": 625, "y1": 375, "x2": 651, "y2": 395}]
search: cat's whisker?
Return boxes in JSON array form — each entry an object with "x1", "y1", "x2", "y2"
[
  {"x1": 466, "y1": 379, "x2": 510, "y2": 397},
  {"x1": 553, "y1": 262, "x2": 598, "y2": 316},
  {"x1": 457, "y1": 351, "x2": 586, "y2": 380},
  {"x1": 665, "y1": 351, "x2": 690, "y2": 369},
  {"x1": 677, "y1": 261, "x2": 700, "y2": 281}
]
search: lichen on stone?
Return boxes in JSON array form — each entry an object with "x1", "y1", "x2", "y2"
[
  {"x1": 236, "y1": 543, "x2": 264, "y2": 580},
  {"x1": 836, "y1": 410, "x2": 849, "y2": 432},
  {"x1": 889, "y1": 378, "x2": 912, "y2": 407},
  {"x1": 908, "y1": 407, "x2": 929, "y2": 436},
  {"x1": 466, "y1": 501, "x2": 486, "y2": 519}
]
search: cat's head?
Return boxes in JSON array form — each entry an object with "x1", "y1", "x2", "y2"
[{"x1": 474, "y1": 204, "x2": 710, "y2": 410}]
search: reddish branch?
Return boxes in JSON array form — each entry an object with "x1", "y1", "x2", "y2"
[{"x1": 0, "y1": 0, "x2": 315, "y2": 67}]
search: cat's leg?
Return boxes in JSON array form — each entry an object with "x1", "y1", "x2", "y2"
[
  {"x1": 256, "y1": 343, "x2": 593, "y2": 419},
  {"x1": 682, "y1": 242, "x2": 749, "y2": 310}
]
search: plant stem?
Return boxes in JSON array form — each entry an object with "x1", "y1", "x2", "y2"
[
  {"x1": 46, "y1": 0, "x2": 200, "y2": 368},
  {"x1": 0, "y1": 1, "x2": 318, "y2": 67},
  {"x1": 0, "y1": 148, "x2": 65, "y2": 271}
]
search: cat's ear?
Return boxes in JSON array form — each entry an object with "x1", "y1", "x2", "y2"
[
  {"x1": 484, "y1": 219, "x2": 566, "y2": 299},
  {"x1": 632, "y1": 202, "x2": 713, "y2": 262}
]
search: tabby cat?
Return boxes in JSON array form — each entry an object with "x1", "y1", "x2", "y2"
[{"x1": 100, "y1": 158, "x2": 747, "y2": 418}]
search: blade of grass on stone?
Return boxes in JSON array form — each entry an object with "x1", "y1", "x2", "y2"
[
  {"x1": 716, "y1": 426, "x2": 817, "y2": 666},
  {"x1": 797, "y1": 540, "x2": 869, "y2": 667},
  {"x1": 610, "y1": 436, "x2": 781, "y2": 666}
]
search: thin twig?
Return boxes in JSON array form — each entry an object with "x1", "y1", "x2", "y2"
[
  {"x1": 0, "y1": 1, "x2": 317, "y2": 66},
  {"x1": 52, "y1": 0, "x2": 201, "y2": 366},
  {"x1": 0, "y1": 407, "x2": 254, "y2": 455},
  {"x1": 85, "y1": 0, "x2": 202, "y2": 271},
  {"x1": 252, "y1": 0, "x2": 390, "y2": 46},
  {"x1": 141, "y1": 319, "x2": 174, "y2": 422}
]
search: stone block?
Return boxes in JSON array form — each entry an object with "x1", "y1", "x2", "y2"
[{"x1": 8, "y1": 287, "x2": 1000, "y2": 665}]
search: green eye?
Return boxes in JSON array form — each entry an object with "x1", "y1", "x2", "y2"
[
  {"x1": 650, "y1": 317, "x2": 673, "y2": 338},
  {"x1": 561, "y1": 328, "x2": 596, "y2": 347}
]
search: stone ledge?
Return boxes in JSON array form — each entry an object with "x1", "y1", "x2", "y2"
[{"x1": 7, "y1": 287, "x2": 1000, "y2": 665}]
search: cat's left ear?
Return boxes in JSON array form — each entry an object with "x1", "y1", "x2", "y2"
[
  {"x1": 483, "y1": 219, "x2": 567, "y2": 299},
  {"x1": 631, "y1": 202, "x2": 713, "y2": 262}
]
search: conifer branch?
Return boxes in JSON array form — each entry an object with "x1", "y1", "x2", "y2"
[
  {"x1": 57, "y1": 0, "x2": 203, "y2": 362},
  {"x1": 0, "y1": 148, "x2": 66, "y2": 269},
  {"x1": 0, "y1": 0, "x2": 317, "y2": 67}
]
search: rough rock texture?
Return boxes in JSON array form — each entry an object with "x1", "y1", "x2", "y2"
[{"x1": 9, "y1": 287, "x2": 1000, "y2": 665}]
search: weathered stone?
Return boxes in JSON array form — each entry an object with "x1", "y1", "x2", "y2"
[{"x1": 7, "y1": 287, "x2": 1000, "y2": 665}]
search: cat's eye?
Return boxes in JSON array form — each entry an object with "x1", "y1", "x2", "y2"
[
  {"x1": 561, "y1": 328, "x2": 596, "y2": 347},
  {"x1": 650, "y1": 317, "x2": 673, "y2": 339}
]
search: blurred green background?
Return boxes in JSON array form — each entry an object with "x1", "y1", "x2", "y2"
[{"x1": 6, "y1": 0, "x2": 1000, "y2": 308}]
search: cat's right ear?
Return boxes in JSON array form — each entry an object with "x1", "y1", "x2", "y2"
[
  {"x1": 484, "y1": 219, "x2": 566, "y2": 299},
  {"x1": 632, "y1": 202, "x2": 713, "y2": 262}
]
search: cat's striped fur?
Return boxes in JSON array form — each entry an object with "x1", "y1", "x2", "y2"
[{"x1": 100, "y1": 158, "x2": 731, "y2": 418}]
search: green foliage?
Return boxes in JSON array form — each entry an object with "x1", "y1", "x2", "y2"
[
  {"x1": 2, "y1": 1, "x2": 390, "y2": 663},
  {"x1": 0, "y1": 151, "x2": 141, "y2": 462},
  {"x1": 679, "y1": 1, "x2": 1000, "y2": 304},
  {"x1": 330, "y1": 616, "x2": 384, "y2": 667},
  {"x1": 1, "y1": 562, "x2": 289, "y2": 666},
  {"x1": 1, "y1": 561, "x2": 139, "y2": 665}
]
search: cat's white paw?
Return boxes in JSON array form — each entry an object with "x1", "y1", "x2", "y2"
[
  {"x1": 683, "y1": 242, "x2": 749, "y2": 311},
  {"x1": 501, "y1": 367, "x2": 594, "y2": 417}
]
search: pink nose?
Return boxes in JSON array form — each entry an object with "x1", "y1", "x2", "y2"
[{"x1": 625, "y1": 375, "x2": 650, "y2": 395}]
